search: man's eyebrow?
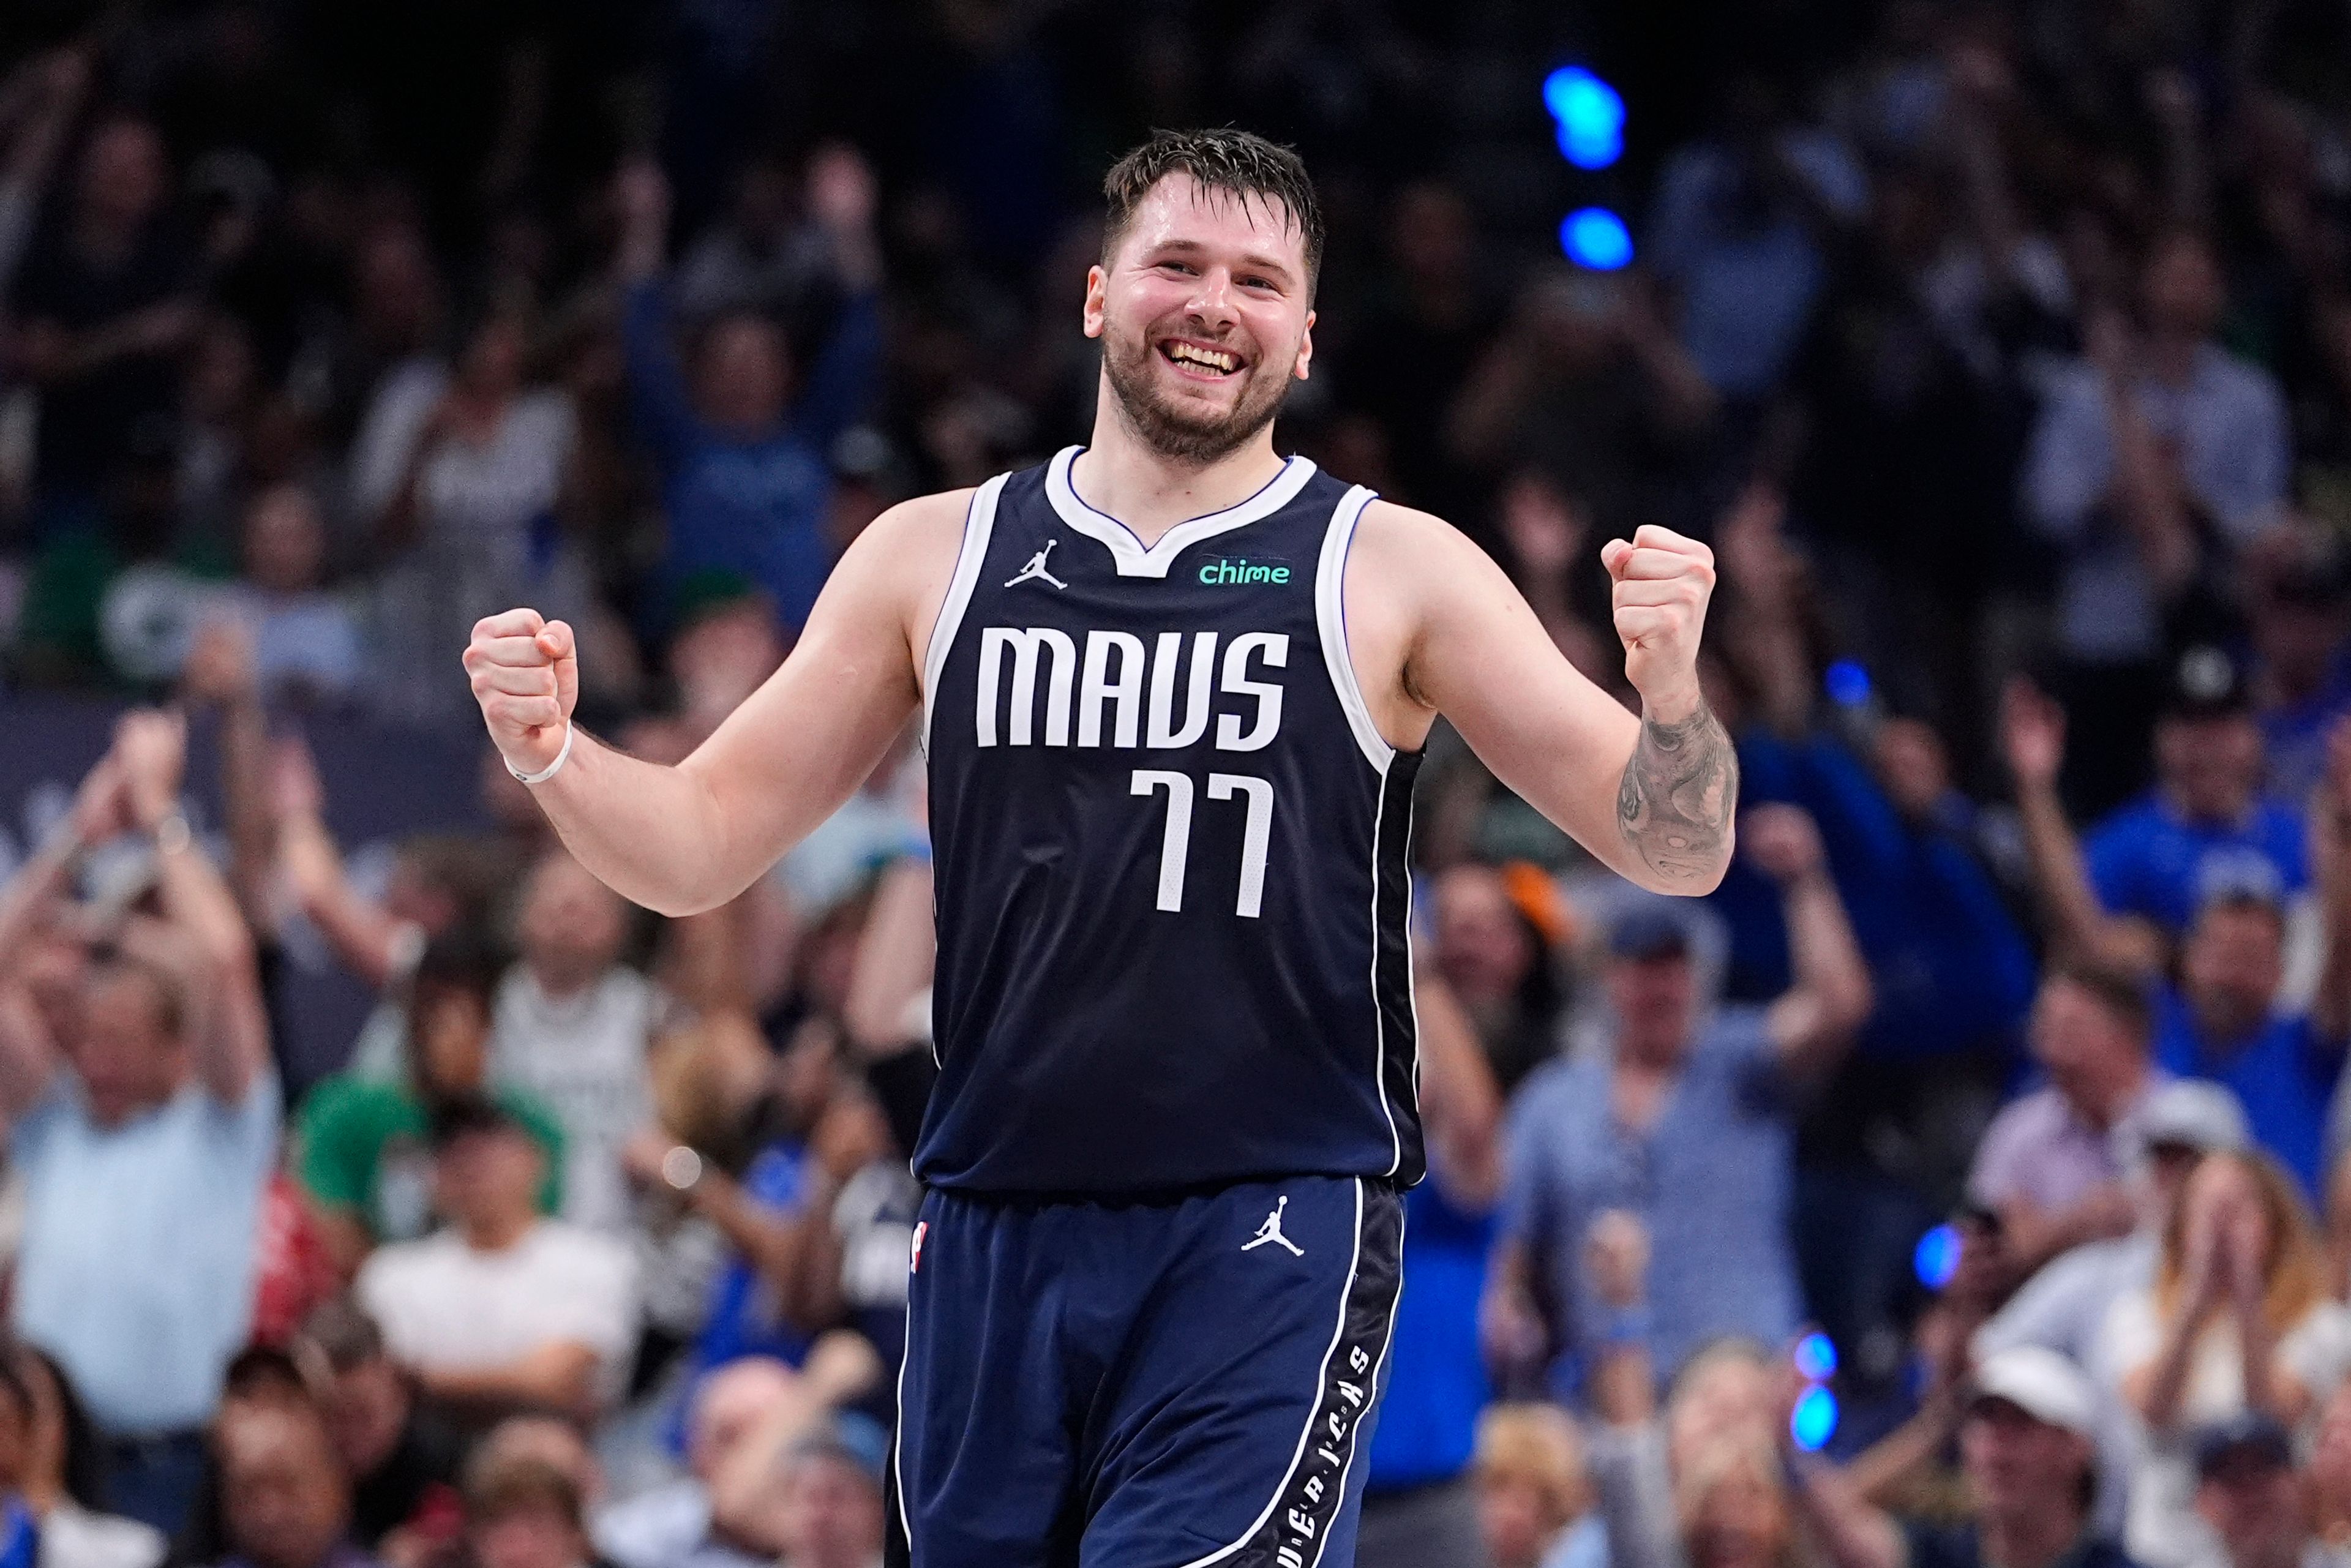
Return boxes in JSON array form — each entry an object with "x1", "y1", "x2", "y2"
[{"x1": 1139, "y1": 237, "x2": 1297, "y2": 285}]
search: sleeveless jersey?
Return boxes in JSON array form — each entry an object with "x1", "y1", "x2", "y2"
[{"x1": 915, "y1": 446, "x2": 1426, "y2": 1195}]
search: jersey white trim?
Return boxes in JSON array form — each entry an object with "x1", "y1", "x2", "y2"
[
  {"x1": 1172, "y1": 1179, "x2": 1367, "y2": 1568},
  {"x1": 892, "y1": 1289, "x2": 916, "y2": 1549},
  {"x1": 1371, "y1": 765, "x2": 1402, "y2": 1177},
  {"x1": 919, "y1": 473, "x2": 1008, "y2": 753},
  {"x1": 1316, "y1": 486, "x2": 1395, "y2": 773},
  {"x1": 1044, "y1": 446, "x2": 1317, "y2": 579},
  {"x1": 1308, "y1": 1195, "x2": 1406, "y2": 1568}
]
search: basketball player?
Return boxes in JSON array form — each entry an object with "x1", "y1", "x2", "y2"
[{"x1": 465, "y1": 130, "x2": 1735, "y2": 1566}]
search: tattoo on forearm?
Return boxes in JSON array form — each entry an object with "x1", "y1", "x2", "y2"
[{"x1": 1616, "y1": 705, "x2": 1738, "y2": 882}]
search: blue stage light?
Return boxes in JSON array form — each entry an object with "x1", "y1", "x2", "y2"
[
  {"x1": 1794, "y1": 1332, "x2": 1837, "y2": 1381},
  {"x1": 1543, "y1": 67, "x2": 1625, "y2": 170},
  {"x1": 1825, "y1": 660, "x2": 1872, "y2": 707},
  {"x1": 1560, "y1": 209, "x2": 1633, "y2": 271},
  {"x1": 1914, "y1": 1223, "x2": 1960, "y2": 1291},
  {"x1": 1791, "y1": 1386, "x2": 1840, "y2": 1452}
]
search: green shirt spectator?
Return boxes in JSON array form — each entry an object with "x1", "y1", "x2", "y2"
[{"x1": 297, "y1": 1076, "x2": 566, "y2": 1242}]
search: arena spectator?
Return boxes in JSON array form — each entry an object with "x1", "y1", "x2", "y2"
[
  {"x1": 0, "y1": 1348, "x2": 164, "y2": 1568},
  {"x1": 490, "y1": 849, "x2": 670, "y2": 1234},
  {"x1": 1968, "y1": 964, "x2": 2164, "y2": 1282},
  {"x1": 2023, "y1": 230, "x2": 2290, "y2": 808},
  {"x1": 2157, "y1": 869, "x2": 2351, "y2": 1200},
  {"x1": 1430, "y1": 861, "x2": 1569, "y2": 1094},
  {"x1": 368, "y1": 294, "x2": 582, "y2": 726},
  {"x1": 1644, "y1": 77, "x2": 1869, "y2": 404},
  {"x1": 1580, "y1": 1210, "x2": 1796, "y2": 1568},
  {"x1": 2105, "y1": 1151, "x2": 2351, "y2": 1567},
  {"x1": 459, "y1": 1458, "x2": 593, "y2": 1568},
  {"x1": 287, "y1": 1301, "x2": 463, "y2": 1559},
  {"x1": 1493, "y1": 803, "x2": 1872, "y2": 1384},
  {"x1": 2191, "y1": 1414, "x2": 2318, "y2": 1568},
  {"x1": 9, "y1": 115, "x2": 197, "y2": 514},
  {"x1": 204, "y1": 485, "x2": 364, "y2": 709},
  {"x1": 356, "y1": 1098, "x2": 639, "y2": 1427},
  {"x1": 0, "y1": 713, "x2": 277, "y2": 1534},
  {"x1": 593, "y1": 1359, "x2": 796, "y2": 1568},
  {"x1": 2244, "y1": 527, "x2": 2351, "y2": 806},
  {"x1": 1472, "y1": 1404, "x2": 1603, "y2": 1568},
  {"x1": 208, "y1": 1401, "x2": 375, "y2": 1568},
  {"x1": 1976, "y1": 1080, "x2": 2251, "y2": 1534},
  {"x1": 2004, "y1": 661, "x2": 2309, "y2": 975},
  {"x1": 295, "y1": 928, "x2": 566, "y2": 1272},
  {"x1": 1785, "y1": 1345, "x2": 2128, "y2": 1568},
  {"x1": 613, "y1": 151, "x2": 883, "y2": 636}
]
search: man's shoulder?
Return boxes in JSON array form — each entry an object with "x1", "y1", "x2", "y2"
[{"x1": 525, "y1": 1220, "x2": 636, "y2": 1278}]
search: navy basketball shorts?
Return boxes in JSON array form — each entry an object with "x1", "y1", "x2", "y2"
[{"x1": 888, "y1": 1175, "x2": 1405, "y2": 1567}]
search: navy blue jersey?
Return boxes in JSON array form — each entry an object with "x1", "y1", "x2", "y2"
[{"x1": 915, "y1": 446, "x2": 1425, "y2": 1195}]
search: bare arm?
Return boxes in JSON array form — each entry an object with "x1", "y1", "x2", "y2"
[
  {"x1": 1411, "y1": 963, "x2": 1504, "y2": 1209},
  {"x1": 1358, "y1": 504, "x2": 1734, "y2": 895},
  {"x1": 465, "y1": 492, "x2": 969, "y2": 917},
  {"x1": 842, "y1": 855, "x2": 937, "y2": 1059},
  {"x1": 116, "y1": 711, "x2": 270, "y2": 1105},
  {"x1": 418, "y1": 1343, "x2": 599, "y2": 1420},
  {"x1": 1745, "y1": 806, "x2": 1875, "y2": 1078},
  {"x1": 2310, "y1": 721, "x2": 2351, "y2": 1043},
  {"x1": 1999, "y1": 680, "x2": 2164, "y2": 977},
  {"x1": 1786, "y1": 1455, "x2": 1910, "y2": 1568}
]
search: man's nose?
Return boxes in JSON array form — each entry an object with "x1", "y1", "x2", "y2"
[{"x1": 1186, "y1": 269, "x2": 1240, "y2": 329}]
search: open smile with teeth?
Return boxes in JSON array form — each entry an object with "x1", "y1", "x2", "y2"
[{"x1": 1161, "y1": 340, "x2": 1243, "y2": 377}]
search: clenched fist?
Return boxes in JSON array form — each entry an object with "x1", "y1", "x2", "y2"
[
  {"x1": 463, "y1": 609, "x2": 578, "y2": 775},
  {"x1": 1599, "y1": 524, "x2": 1715, "y2": 716}
]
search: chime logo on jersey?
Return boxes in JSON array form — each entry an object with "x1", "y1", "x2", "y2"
[
  {"x1": 974, "y1": 628, "x2": 1289, "y2": 751},
  {"x1": 1197, "y1": 557, "x2": 1291, "y2": 587}
]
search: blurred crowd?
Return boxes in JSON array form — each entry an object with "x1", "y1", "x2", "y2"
[{"x1": 14, "y1": 3, "x2": 2351, "y2": 1568}]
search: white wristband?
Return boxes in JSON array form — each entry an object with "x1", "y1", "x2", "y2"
[{"x1": 507, "y1": 722, "x2": 575, "y2": 785}]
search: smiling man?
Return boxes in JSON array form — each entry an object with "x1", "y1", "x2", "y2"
[{"x1": 462, "y1": 128, "x2": 1734, "y2": 1566}]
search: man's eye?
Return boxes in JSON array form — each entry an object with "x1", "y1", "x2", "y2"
[{"x1": 1158, "y1": 261, "x2": 1195, "y2": 275}]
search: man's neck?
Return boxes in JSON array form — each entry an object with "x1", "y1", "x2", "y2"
[
  {"x1": 527, "y1": 960, "x2": 599, "y2": 1003},
  {"x1": 2081, "y1": 1060, "x2": 2150, "y2": 1131},
  {"x1": 2145, "y1": 332, "x2": 2203, "y2": 387},
  {"x1": 461, "y1": 1214, "x2": 535, "y2": 1253},
  {"x1": 1980, "y1": 1505, "x2": 2084, "y2": 1568},
  {"x1": 1074, "y1": 395, "x2": 1286, "y2": 547}
]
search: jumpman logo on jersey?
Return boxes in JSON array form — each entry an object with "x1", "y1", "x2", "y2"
[
  {"x1": 1005, "y1": 539, "x2": 1068, "y2": 590},
  {"x1": 1242, "y1": 1196, "x2": 1304, "y2": 1257}
]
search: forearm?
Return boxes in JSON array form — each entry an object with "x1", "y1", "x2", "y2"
[
  {"x1": 0, "y1": 984, "x2": 58, "y2": 1123},
  {"x1": 519, "y1": 730, "x2": 744, "y2": 917},
  {"x1": 842, "y1": 857, "x2": 936, "y2": 1057},
  {"x1": 1781, "y1": 868, "x2": 1873, "y2": 1038},
  {"x1": 150, "y1": 836, "x2": 269, "y2": 1101},
  {"x1": 2134, "y1": 1311, "x2": 2210, "y2": 1432},
  {"x1": 1846, "y1": 1386, "x2": 1964, "y2": 1506},
  {"x1": 2015, "y1": 785, "x2": 2156, "y2": 976},
  {"x1": 1788, "y1": 1456, "x2": 1909, "y2": 1568},
  {"x1": 218, "y1": 694, "x2": 274, "y2": 925},
  {"x1": 420, "y1": 1343, "x2": 597, "y2": 1417},
  {"x1": 0, "y1": 837, "x2": 76, "y2": 962},
  {"x1": 1411, "y1": 965, "x2": 1503, "y2": 1209},
  {"x1": 1614, "y1": 700, "x2": 1738, "y2": 891},
  {"x1": 694, "y1": 1173, "x2": 844, "y2": 1334}
]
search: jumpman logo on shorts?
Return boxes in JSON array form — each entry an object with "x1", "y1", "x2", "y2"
[
  {"x1": 1242, "y1": 1196, "x2": 1304, "y2": 1257},
  {"x1": 1005, "y1": 539, "x2": 1068, "y2": 590}
]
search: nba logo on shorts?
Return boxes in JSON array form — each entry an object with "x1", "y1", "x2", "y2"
[{"x1": 910, "y1": 1221, "x2": 928, "y2": 1275}]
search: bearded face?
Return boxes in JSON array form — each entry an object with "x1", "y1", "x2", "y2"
[{"x1": 1086, "y1": 176, "x2": 1314, "y2": 464}]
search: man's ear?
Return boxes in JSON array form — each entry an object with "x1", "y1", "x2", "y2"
[
  {"x1": 1082, "y1": 264, "x2": 1108, "y2": 340},
  {"x1": 1294, "y1": 309, "x2": 1316, "y2": 381}
]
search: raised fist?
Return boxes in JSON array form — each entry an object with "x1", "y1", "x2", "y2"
[
  {"x1": 462, "y1": 609, "x2": 578, "y2": 776},
  {"x1": 1600, "y1": 525, "x2": 1715, "y2": 716}
]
